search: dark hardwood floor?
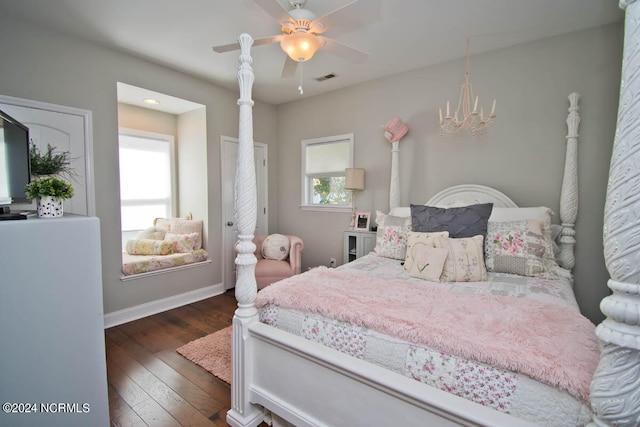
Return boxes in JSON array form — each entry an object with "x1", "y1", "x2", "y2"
[{"x1": 106, "y1": 289, "x2": 243, "y2": 427}]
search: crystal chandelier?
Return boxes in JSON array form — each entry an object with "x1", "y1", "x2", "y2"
[{"x1": 440, "y1": 39, "x2": 496, "y2": 136}]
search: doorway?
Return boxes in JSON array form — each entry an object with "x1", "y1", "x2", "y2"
[{"x1": 220, "y1": 136, "x2": 268, "y2": 290}]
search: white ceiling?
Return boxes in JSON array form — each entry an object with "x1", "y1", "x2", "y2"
[{"x1": 3, "y1": 0, "x2": 624, "y2": 107}]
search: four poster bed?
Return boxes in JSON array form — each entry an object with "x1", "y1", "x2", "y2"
[{"x1": 227, "y1": 3, "x2": 640, "y2": 425}]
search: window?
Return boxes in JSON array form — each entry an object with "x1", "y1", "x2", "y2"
[
  {"x1": 301, "y1": 133, "x2": 354, "y2": 211},
  {"x1": 119, "y1": 128, "x2": 176, "y2": 244}
]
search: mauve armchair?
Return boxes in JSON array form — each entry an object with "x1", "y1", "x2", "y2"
[{"x1": 252, "y1": 235, "x2": 304, "y2": 290}]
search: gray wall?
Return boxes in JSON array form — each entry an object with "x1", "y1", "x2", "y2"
[
  {"x1": 0, "y1": 12, "x2": 622, "y2": 325},
  {"x1": 274, "y1": 24, "x2": 623, "y2": 324},
  {"x1": 0, "y1": 17, "x2": 277, "y2": 314}
]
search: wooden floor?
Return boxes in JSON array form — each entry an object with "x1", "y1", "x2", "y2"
[{"x1": 105, "y1": 289, "x2": 244, "y2": 427}]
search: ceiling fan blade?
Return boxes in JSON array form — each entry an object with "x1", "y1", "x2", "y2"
[
  {"x1": 281, "y1": 56, "x2": 299, "y2": 79},
  {"x1": 213, "y1": 35, "x2": 282, "y2": 53},
  {"x1": 322, "y1": 37, "x2": 369, "y2": 64},
  {"x1": 312, "y1": 0, "x2": 382, "y2": 38},
  {"x1": 254, "y1": 0, "x2": 293, "y2": 24},
  {"x1": 212, "y1": 41, "x2": 242, "y2": 53}
]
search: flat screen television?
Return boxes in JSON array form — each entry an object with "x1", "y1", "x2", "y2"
[{"x1": 0, "y1": 109, "x2": 31, "y2": 206}]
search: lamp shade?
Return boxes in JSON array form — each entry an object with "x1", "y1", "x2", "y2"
[
  {"x1": 280, "y1": 32, "x2": 322, "y2": 62},
  {"x1": 345, "y1": 168, "x2": 365, "y2": 191}
]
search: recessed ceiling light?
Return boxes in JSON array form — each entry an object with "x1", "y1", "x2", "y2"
[{"x1": 143, "y1": 98, "x2": 160, "y2": 105}]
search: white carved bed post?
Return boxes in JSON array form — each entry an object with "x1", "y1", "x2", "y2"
[
  {"x1": 384, "y1": 117, "x2": 409, "y2": 211},
  {"x1": 558, "y1": 92, "x2": 580, "y2": 271},
  {"x1": 389, "y1": 140, "x2": 400, "y2": 210},
  {"x1": 385, "y1": 116, "x2": 408, "y2": 211},
  {"x1": 589, "y1": 1, "x2": 640, "y2": 425},
  {"x1": 227, "y1": 33, "x2": 263, "y2": 427}
]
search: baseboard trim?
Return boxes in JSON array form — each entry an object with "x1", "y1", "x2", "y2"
[{"x1": 104, "y1": 283, "x2": 226, "y2": 328}]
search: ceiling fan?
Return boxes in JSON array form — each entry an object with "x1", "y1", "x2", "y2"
[{"x1": 212, "y1": 0, "x2": 381, "y2": 78}]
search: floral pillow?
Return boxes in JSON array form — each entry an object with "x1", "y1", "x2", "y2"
[
  {"x1": 373, "y1": 211, "x2": 412, "y2": 260},
  {"x1": 155, "y1": 218, "x2": 203, "y2": 250},
  {"x1": 434, "y1": 235, "x2": 487, "y2": 282},
  {"x1": 485, "y1": 220, "x2": 548, "y2": 277},
  {"x1": 488, "y1": 207, "x2": 557, "y2": 268},
  {"x1": 164, "y1": 232, "x2": 199, "y2": 253},
  {"x1": 126, "y1": 239, "x2": 174, "y2": 255}
]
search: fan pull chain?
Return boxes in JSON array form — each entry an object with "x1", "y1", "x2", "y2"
[{"x1": 298, "y1": 61, "x2": 304, "y2": 95}]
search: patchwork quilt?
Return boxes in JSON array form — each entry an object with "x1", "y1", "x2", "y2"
[{"x1": 256, "y1": 254, "x2": 596, "y2": 427}]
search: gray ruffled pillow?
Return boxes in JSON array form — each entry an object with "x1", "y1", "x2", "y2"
[{"x1": 410, "y1": 203, "x2": 494, "y2": 239}]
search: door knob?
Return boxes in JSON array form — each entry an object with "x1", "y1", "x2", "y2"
[{"x1": 226, "y1": 221, "x2": 234, "y2": 226}]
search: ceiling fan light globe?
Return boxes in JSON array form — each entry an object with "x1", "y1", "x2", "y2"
[{"x1": 280, "y1": 31, "x2": 321, "y2": 62}]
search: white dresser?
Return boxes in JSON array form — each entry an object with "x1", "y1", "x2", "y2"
[{"x1": 0, "y1": 215, "x2": 109, "y2": 426}]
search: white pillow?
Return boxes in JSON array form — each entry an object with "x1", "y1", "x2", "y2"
[
  {"x1": 435, "y1": 235, "x2": 488, "y2": 282},
  {"x1": 488, "y1": 206, "x2": 553, "y2": 223},
  {"x1": 404, "y1": 246, "x2": 449, "y2": 282},
  {"x1": 389, "y1": 206, "x2": 411, "y2": 217},
  {"x1": 137, "y1": 226, "x2": 168, "y2": 240},
  {"x1": 261, "y1": 234, "x2": 290, "y2": 260},
  {"x1": 404, "y1": 231, "x2": 450, "y2": 282}
]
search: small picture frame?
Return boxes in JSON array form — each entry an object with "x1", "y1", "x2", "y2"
[{"x1": 355, "y1": 211, "x2": 371, "y2": 231}]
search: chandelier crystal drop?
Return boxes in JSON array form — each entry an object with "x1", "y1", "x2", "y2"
[{"x1": 439, "y1": 39, "x2": 496, "y2": 137}]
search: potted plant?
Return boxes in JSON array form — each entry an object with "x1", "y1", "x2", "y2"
[
  {"x1": 29, "y1": 143, "x2": 75, "y2": 178},
  {"x1": 24, "y1": 176, "x2": 74, "y2": 218}
]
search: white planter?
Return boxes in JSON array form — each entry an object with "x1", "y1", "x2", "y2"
[{"x1": 37, "y1": 196, "x2": 64, "y2": 218}]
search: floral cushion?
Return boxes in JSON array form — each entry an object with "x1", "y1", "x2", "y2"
[
  {"x1": 373, "y1": 211, "x2": 412, "y2": 260},
  {"x1": 154, "y1": 218, "x2": 203, "y2": 250},
  {"x1": 165, "y1": 232, "x2": 199, "y2": 253},
  {"x1": 122, "y1": 249, "x2": 210, "y2": 276},
  {"x1": 488, "y1": 207, "x2": 557, "y2": 268},
  {"x1": 435, "y1": 235, "x2": 487, "y2": 282},
  {"x1": 126, "y1": 239, "x2": 174, "y2": 256},
  {"x1": 485, "y1": 220, "x2": 548, "y2": 277}
]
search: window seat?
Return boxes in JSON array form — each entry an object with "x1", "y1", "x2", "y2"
[
  {"x1": 121, "y1": 215, "x2": 208, "y2": 278},
  {"x1": 122, "y1": 249, "x2": 209, "y2": 277}
]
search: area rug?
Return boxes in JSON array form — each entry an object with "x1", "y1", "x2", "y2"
[{"x1": 177, "y1": 326, "x2": 232, "y2": 384}]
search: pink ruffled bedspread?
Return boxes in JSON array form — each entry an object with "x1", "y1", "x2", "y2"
[{"x1": 255, "y1": 266, "x2": 599, "y2": 404}]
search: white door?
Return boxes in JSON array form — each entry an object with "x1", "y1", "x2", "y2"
[
  {"x1": 0, "y1": 96, "x2": 94, "y2": 215},
  {"x1": 221, "y1": 136, "x2": 267, "y2": 290}
]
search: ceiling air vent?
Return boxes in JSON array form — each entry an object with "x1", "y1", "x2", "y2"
[{"x1": 315, "y1": 73, "x2": 337, "y2": 82}]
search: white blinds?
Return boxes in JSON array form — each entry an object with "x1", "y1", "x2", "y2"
[{"x1": 306, "y1": 139, "x2": 350, "y2": 175}]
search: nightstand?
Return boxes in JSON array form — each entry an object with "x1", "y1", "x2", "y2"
[{"x1": 343, "y1": 230, "x2": 377, "y2": 264}]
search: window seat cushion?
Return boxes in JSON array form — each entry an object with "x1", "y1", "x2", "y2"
[{"x1": 122, "y1": 249, "x2": 209, "y2": 276}]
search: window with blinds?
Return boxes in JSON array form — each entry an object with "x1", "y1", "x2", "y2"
[
  {"x1": 118, "y1": 128, "x2": 176, "y2": 244},
  {"x1": 301, "y1": 133, "x2": 354, "y2": 210}
]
